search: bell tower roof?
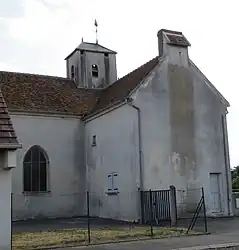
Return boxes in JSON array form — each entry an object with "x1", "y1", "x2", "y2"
[{"x1": 65, "y1": 42, "x2": 117, "y2": 60}]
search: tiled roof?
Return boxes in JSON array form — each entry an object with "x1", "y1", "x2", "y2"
[
  {"x1": 77, "y1": 42, "x2": 117, "y2": 54},
  {"x1": 0, "y1": 56, "x2": 159, "y2": 117},
  {"x1": 0, "y1": 71, "x2": 100, "y2": 116},
  {"x1": 166, "y1": 33, "x2": 191, "y2": 47},
  {"x1": 90, "y1": 56, "x2": 159, "y2": 114},
  {"x1": 0, "y1": 89, "x2": 20, "y2": 148},
  {"x1": 65, "y1": 42, "x2": 116, "y2": 60}
]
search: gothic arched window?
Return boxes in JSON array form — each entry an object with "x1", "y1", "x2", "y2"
[
  {"x1": 23, "y1": 145, "x2": 48, "y2": 192},
  {"x1": 71, "y1": 65, "x2": 75, "y2": 79},
  {"x1": 92, "y1": 64, "x2": 99, "y2": 78}
]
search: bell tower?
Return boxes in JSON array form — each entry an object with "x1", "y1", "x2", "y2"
[{"x1": 65, "y1": 21, "x2": 117, "y2": 88}]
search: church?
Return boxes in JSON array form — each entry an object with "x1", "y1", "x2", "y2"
[{"x1": 0, "y1": 28, "x2": 233, "y2": 221}]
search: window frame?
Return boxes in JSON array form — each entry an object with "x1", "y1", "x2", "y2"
[
  {"x1": 71, "y1": 65, "x2": 75, "y2": 79},
  {"x1": 92, "y1": 135, "x2": 97, "y2": 147},
  {"x1": 92, "y1": 64, "x2": 99, "y2": 78},
  {"x1": 22, "y1": 145, "x2": 50, "y2": 195},
  {"x1": 107, "y1": 172, "x2": 119, "y2": 195}
]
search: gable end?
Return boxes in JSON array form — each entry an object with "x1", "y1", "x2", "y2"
[{"x1": 189, "y1": 60, "x2": 230, "y2": 107}]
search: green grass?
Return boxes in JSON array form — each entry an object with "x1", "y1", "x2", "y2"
[{"x1": 13, "y1": 226, "x2": 191, "y2": 249}]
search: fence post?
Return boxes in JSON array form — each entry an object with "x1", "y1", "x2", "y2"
[
  {"x1": 140, "y1": 190, "x2": 144, "y2": 224},
  {"x1": 11, "y1": 193, "x2": 12, "y2": 250},
  {"x1": 149, "y1": 189, "x2": 154, "y2": 237},
  {"x1": 201, "y1": 187, "x2": 208, "y2": 233},
  {"x1": 86, "y1": 191, "x2": 91, "y2": 244},
  {"x1": 169, "y1": 185, "x2": 177, "y2": 226}
]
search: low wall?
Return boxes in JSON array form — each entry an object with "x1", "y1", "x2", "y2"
[{"x1": 172, "y1": 243, "x2": 239, "y2": 249}]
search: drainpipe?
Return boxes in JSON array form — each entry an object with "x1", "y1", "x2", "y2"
[
  {"x1": 128, "y1": 100, "x2": 144, "y2": 223},
  {"x1": 128, "y1": 100, "x2": 143, "y2": 191},
  {"x1": 222, "y1": 112, "x2": 232, "y2": 216}
]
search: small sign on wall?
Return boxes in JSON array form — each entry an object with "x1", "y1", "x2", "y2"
[{"x1": 236, "y1": 198, "x2": 239, "y2": 209}]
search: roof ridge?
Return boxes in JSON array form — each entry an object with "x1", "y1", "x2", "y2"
[{"x1": 0, "y1": 70, "x2": 71, "y2": 81}]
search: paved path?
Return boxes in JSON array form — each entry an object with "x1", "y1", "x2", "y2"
[
  {"x1": 13, "y1": 217, "x2": 239, "y2": 249},
  {"x1": 58, "y1": 233, "x2": 239, "y2": 250}
]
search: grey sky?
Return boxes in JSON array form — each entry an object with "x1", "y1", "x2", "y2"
[{"x1": 0, "y1": 0, "x2": 238, "y2": 167}]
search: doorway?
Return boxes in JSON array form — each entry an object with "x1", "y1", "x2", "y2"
[{"x1": 210, "y1": 173, "x2": 222, "y2": 213}]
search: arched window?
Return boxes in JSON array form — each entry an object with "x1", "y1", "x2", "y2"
[
  {"x1": 71, "y1": 65, "x2": 75, "y2": 79},
  {"x1": 92, "y1": 64, "x2": 99, "y2": 78},
  {"x1": 23, "y1": 145, "x2": 48, "y2": 192}
]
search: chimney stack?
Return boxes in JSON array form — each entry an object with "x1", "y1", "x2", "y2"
[{"x1": 157, "y1": 29, "x2": 191, "y2": 65}]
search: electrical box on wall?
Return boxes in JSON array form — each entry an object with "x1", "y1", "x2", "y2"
[{"x1": 0, "y1": 150, "x2": 17, "y2": 170}]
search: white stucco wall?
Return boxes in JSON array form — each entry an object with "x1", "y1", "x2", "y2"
[
  {"x1": 191, "y1": 64, "x2": 232, "y2": 216},
  {"x1": 85, "y1": 105, "x2": 140, "y2": 221},
  {"x1": 10, "y1": 114, "x2": 86, "y2": 220},
  {"x1": 0, "y1": 167, "x2": 11, "y2": 250},
  {"x1": 131, "y1": 60, "x2": 172, "y2": 191},
  {"x1": 130, "y1": 52, "x2": 231, "y2": 216}
]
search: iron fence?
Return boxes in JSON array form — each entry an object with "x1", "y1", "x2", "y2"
[
  {"x1": 11, "y1": 187, "x2": 208, "y2": 248},
  {"x1": 140, "y1": 189, "x2": 171, "y2": 225}
]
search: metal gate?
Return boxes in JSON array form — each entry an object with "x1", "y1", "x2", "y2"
[{"x1": 141, "y1": 189, "x2": 171, "y2": 224}]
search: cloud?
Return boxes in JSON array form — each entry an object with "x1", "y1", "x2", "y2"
[
  {"x1": 36, "y1": 0, "x2": 68, "y2": 10},
  {"x1": 0, "y1": 0, "x2": 24, "y2": 18},
  {"x1": 0, "y1": 0, "x2": 239, "y2": 166}
]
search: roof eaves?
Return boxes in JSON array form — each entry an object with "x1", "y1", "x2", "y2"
[
  {"x1": 80, "y1": 42, "x2": 117, "y2": 54},
  {"x1": 8, "y1": 109, "x2": 84, "y2": 118},
  {"x1": 96, "y1": 44, "x2": 117, "y2": 54},
  {"x1": 64, "y1": 48, "x2": 79, "y2": 60},
  {"x1": 0, "y1": 143, "x2": 22, "y2": 149},
  {"x1": 83, "y1": 99, "x2": 128, "y2": 122}
]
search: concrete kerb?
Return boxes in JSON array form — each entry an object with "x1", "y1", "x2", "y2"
[
  {"x1": 172, "y1": 243, "x2": 239, "y2": 250},
  {"x1": 24, "y1": 232, "x2": 210, "y2": 250}
]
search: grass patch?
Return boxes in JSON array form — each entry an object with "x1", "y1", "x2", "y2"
[{"x1": 13, "y1": 226, "x2": 192, "y2": 249}]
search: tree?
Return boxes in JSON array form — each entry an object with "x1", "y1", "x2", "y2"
[{"x1": 231, "y1": 165, "x2": 239, "y2": 189}]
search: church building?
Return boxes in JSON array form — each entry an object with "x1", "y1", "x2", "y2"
[{"x1": 0, "y1": 28, "x2": 233, "y2": 221}]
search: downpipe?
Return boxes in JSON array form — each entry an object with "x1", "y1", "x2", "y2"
[
  {"x1": 128, "y1": 100, "x2": 144, "y2": 222},
  {"x1": 222, "y1": 113, "x2": 232, "y2": 216},
  {"x1": 128, "y1": 101, "x2": 143, "y2": 191}
]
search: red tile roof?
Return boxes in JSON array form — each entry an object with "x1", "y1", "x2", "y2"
[
  {"x1": 0, "y1": 71, "x2": 100, "y2": 116},
  {"x1": 0, "y1": 89, "x2": 21, "y2": 148},
  {"x1": 0, "y1": 56, "x2": 159, "y2": 117},
  {"x1": 90, "y1": 56, "x2": 159, "y2": 114}
]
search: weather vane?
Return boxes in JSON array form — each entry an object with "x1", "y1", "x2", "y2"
[{"x1": 94, "y1": 19, "x2": 98, "y2": 44}]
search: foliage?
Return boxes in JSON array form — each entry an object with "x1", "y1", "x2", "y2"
[
  {"x1": 231, "y1": 165, "x2": 239, "y2": 189},
  {"x1": 13, "y1": 227, "x2": 192, "y2": 249}
]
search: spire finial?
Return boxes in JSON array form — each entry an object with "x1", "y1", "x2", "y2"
[
  {"x1": 94, "y1": 19, "x2": 98, "y2": 44},
  {"x1": 81, "y1": 37, "x2": 84, "y2": 43}
]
